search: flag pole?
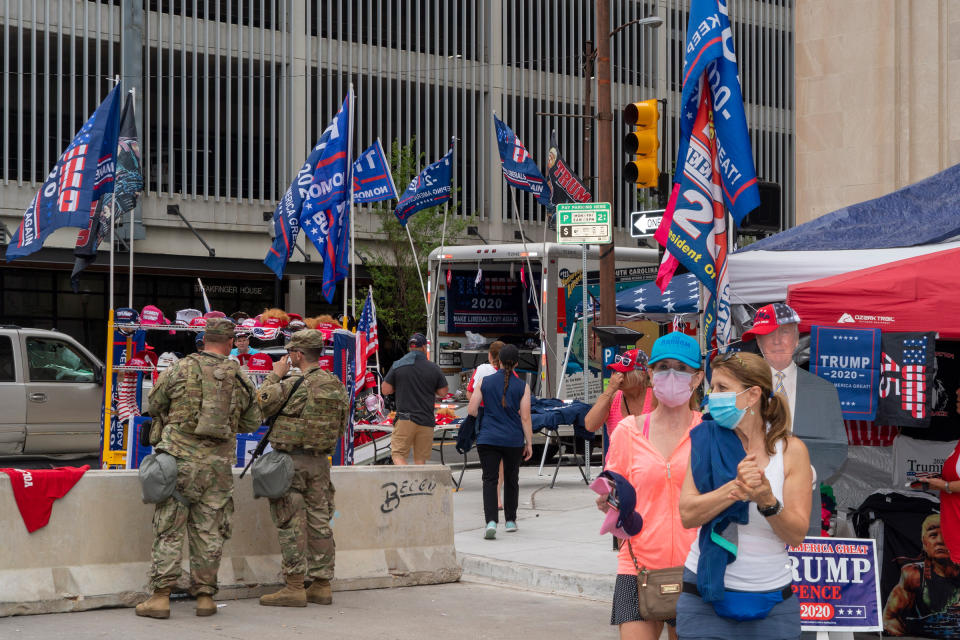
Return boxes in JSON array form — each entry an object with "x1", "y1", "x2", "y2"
[
  {"x1": 127, "y1": 87, "x2": 136, "y2": 309},
  {"x1": 348, "y1": 82, "x2": 357, "y2": 319},
  {"x1": 405, "y1": 223, "x2": 429, "y2": 328}
]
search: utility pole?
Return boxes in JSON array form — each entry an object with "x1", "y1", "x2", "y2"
[{"x1": 595, "y1": 0, "x2": 616, "y2": 328}]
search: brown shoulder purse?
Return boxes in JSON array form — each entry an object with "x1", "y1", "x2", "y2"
[{"x1": 627, "y1": 540, "x2": 683, "y2": 621}]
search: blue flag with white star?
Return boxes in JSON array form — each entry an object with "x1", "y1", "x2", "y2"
[{"x1": 6, "y1": 83, "x2": 123, "y2": 261}]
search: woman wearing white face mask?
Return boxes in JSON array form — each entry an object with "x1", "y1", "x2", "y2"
[
  {"x1": 676, "y1": 351, "x2": 812, "y2": 640},
  {"x1": 598, "y1": 331, "x2": 705, "y2": 640}
]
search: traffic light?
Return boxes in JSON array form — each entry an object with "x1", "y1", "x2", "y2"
[{"x1": 623, "y1": 99, "x2": 659, "y2": 188}]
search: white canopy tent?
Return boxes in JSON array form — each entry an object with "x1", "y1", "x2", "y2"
[{"x1": 726, "y1": 239, "x2": 960, "y2": 305}]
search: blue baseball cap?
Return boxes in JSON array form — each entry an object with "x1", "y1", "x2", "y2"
[
  {"x1": 594, "y1": 470, "x2": 644, "y2": 539},
  {"x1": 195, "y1": 331, "x2": 205, "y2": 345},
  {"x1": 648, "y1": 331, "x2": 702, "y2": 369}
]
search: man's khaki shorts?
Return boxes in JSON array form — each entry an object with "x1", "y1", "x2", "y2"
[{"x1": 392, "y1": 419, "x2": 433, "y2": 461}]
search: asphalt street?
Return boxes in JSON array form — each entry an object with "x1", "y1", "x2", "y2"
[{"x1": 0, "y1": 582, "x2": 610, "y2": 640}]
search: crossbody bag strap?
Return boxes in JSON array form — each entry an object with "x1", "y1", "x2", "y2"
[{"x1": 626, "y1": 539, "x2": 646, "y2": 584}]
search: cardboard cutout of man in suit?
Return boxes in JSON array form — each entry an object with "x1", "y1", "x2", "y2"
[{"x1": 743, "y1": 303, "x2": 848, "y2": 538}]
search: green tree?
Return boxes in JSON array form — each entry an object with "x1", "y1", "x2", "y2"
[{"x1": 357, "y1": 139, "x2": 471, "y2": 359}]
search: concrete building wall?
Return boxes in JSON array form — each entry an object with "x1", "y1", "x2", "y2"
[{"x1": 795, "y1": 0, "x2": 960, "y2": 224}]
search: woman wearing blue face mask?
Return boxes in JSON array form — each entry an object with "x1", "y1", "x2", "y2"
[
  {"x1": 599, "y1": 331, "x2": 704, "y2": 640},
  {"x1": 676, "y1": 351, "x2": 813, "y2": 640}
]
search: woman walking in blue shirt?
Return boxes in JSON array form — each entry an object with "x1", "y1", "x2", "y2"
[{"x1": 467, "y1": 344, "x2": 533, "y2": 540}]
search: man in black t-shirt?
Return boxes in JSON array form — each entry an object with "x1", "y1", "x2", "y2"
[{"x1": 382, "y1": 333, "x2": 448, "y2": 465}]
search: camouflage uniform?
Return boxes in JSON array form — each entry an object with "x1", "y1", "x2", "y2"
[
  {"x1": 146, "y1": 319, "x2": 262, "y2": 596},
  {"x1": 258, "y1": 330, "x2": 350, "y2": 581}
]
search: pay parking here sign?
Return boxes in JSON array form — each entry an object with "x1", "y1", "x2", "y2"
[
  {"x1": 557, "y1": 202, "x2": 612, "y2": 244},
  {"x1": 788, "y1": 537, "x2": 882, "y2": 632}
]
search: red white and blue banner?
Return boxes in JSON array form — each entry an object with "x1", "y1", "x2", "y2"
[
  {"x1": 493, "y1": 115, "x2": 551, "y2": 208},
  {"x1": 353, "y1": 138, "x2": 398, "y2": 203},
  {"x1": 264, "y1": 91, "x2": 351, "y2": 279},
  {"x1": 788, "y1": 537, "x2": 882, "y2": 632},
  {"x1": 394, "y1": 138, "x2": 454, "y2": 226},
  {"x1": 7, "y1": 83, "x2": 123, "y2": 261},
  {"x1": 654, "y1": 0, "x2": 761, "y2": 347},
  {"x1": 810, "y1": 326, "x2": 882, "y2": 421}
]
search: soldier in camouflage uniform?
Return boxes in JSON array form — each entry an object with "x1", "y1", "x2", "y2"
[
  {"x1": 257, "y1": 329, "x2": 350, "y2": 607},
  {"x1": 136, "y1": 318, "x2": 262, "y2": 619}
]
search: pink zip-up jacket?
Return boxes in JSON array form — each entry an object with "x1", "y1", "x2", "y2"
[{"x1": 605, "y1": 411, "x2": 702, "y2": 575}]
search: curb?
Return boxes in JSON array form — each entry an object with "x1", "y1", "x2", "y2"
[{"x1": 457, "y1": 553, "x2": 614, "y2": 602}]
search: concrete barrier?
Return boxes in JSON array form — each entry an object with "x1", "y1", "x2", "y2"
[{"x1": 0, "y1": 465, "x2": 460, "y2": 616}]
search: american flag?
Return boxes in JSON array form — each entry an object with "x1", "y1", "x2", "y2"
[
  {"x1": 880, "y1": 335, "x2": 929, "y2": 419},
  {"x1": 354, "y1": 290, "x2": 378, "y2": 391}
]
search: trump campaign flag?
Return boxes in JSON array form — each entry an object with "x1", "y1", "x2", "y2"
[
  {"x1": 394, "y1": 138, "x2": 454, "y2": 226},
  {"x1": 70, "y1": 90, "x2": 144, "y2": 291},
  {"x1": 264, "y1": 93, "x2": 351, "y2": 279},
  {"x1": 545, "y1": 131, "x2": 591, "y2": 207},
  {"x1": 353, "y1": 138, "x2": 398, "y2": 203},
  {"x1": 7, "y1": 83, "x2": 123, "y2": 261},
  {"x1": 493, "y1": 115, "x2": 551, "y2": 208},
  {"x1": 654, "y1": 0, "x2": 761, "y2": 347},
  {"x1": 393, "y1": 138, "x2": 456, "y2": 227},
  {"x1": 294, "y1": 92, "x2": 352, "y2": 301}
]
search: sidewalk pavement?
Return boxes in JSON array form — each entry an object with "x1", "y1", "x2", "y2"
[{"x1": 453, "y1": 465, "x2": 617, "y2": 602}]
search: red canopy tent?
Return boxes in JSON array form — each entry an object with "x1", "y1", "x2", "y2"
[{"x1": 786, "y1": 246, "x2": 960, "y2": 339}]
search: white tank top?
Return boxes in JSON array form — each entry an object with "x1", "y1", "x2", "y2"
[{"x1": 685, "y1": 439, "x2": 793, "y2": 591}]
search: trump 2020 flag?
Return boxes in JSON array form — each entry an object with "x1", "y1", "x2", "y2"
[
  {"x1": 264, "y1": 94, "x2": 350, "y2": 278},
  {"x1": 493, "y1": 115, "x2": 551, "y2": 207},
  {"x1": 353, "y1": 138, "x2": 398, "y2": 203},
  {"x1": 70, "y1": 90, "x2": 143, "y2": 291},
  {"x1": 394, "y1": 138, "x2": 454, "y2": 226},
  {"x1": 7, "y1": 83, "x2": 123, "y2": 261},
  {"x1": 654, "y1": 0, "x2": 761, "y2": 347},
  {"x1": 321, "y1": 202, "x2": 351, "y2": 303},
  {"x1": 292, "y1": 92, "x2": 352, "y2": 302}
]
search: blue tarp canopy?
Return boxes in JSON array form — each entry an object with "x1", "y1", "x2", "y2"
[
  {"x1": 741, "y1": 163, "x2": 960, "y2": 252},
  {"x1": 578, "y1": 272, "x2": 700, "y2": 317}
]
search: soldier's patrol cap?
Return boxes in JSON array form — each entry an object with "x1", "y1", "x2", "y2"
[
  {"x1": 204, "y1": 317, "x2": 236, "y2": 339},
  {"x1": 285, "y1": 329, "x2": 327, "y2": 351}
]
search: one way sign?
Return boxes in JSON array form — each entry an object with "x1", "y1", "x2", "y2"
[{"x1": 630, "y1": 209, "x2": 665, "y2": 238}]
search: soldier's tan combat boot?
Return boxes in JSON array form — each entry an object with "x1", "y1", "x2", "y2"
[
  {"x1": 195, "y1": 594, "x2": 217, "y2": 616},
  {"x1": 259, "y1": 574, "x2": 307, "y2": 607},
  {"x1": 135, "y1": 588, "x2": 171, "y2": 619},
  {"x1": 305, "y1": 578, "x2": 333, "y2": 605}
]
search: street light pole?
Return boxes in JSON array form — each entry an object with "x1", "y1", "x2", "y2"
[{"x1": 595, "y1": 2, "x2": 663, "y2": 327}]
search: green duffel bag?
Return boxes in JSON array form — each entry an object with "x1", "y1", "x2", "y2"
[
  {"x1": 251, "y1": 450, "x2": 294, "y2": 499},
  {"x1": 139, "y1": 452, "x2": 188, "y2": 505}
]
